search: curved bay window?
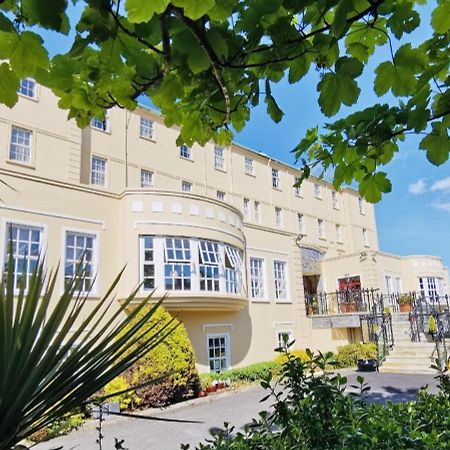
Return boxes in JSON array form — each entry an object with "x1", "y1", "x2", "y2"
[{"x1": 139, "y1": 236, "x2": 243, "y2": 296}]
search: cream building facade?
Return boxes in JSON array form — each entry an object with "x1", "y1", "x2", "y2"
[{"x1": 1, "y1": 81, "x2": 449, "y2": 372}]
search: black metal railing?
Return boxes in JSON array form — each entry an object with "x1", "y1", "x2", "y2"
[
  {"x1": 305, "y1": 290, "x2": 450, "y2": 317},
  {"x1": 409, "y1": 306, "x2": 450, "y2": 373},
  {"x1": 360, "y1": 312, "x2": 394, "y2": 368},
  {"x1": 304, "y1": 288, "x2": 385, "y2": 316}
]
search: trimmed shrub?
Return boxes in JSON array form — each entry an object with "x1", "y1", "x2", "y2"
[
  {"x1": 200, "y1": 361, "x2": 280, "y2": 388},
  {"x1": 29, "y1": 412, "x2": 85, "y2": 443},
  {"x1": 335, "y1": 343, "x2": 377, "y2": 368},
  {"x1": 103, "y1": 376, "x2": 140, "y2": 410},
  {"x1": 106, "y1": 306, "x2": 200, "y2": 409},
  {"x1": 275, "y1": 349, "x2": 311, "y2": 366}
]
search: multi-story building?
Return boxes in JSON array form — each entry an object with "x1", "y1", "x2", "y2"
[{"x1": 1, "y1": 82, "x2": 449, "y2": 372}]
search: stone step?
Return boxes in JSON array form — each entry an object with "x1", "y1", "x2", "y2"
[
  {"x1": 379, "y1": 366, "x2": 436, "y2": 375},
  {"x1": 381, "y1": 360, "x2": 434, "y2": 369},
  {"x1": 384, "y1": 355, "x2": 433, "y2": 364}
]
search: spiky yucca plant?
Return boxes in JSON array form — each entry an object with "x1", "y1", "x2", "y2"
[{"x1": 0, "y1": 257, "x2": 173, "y2": 450}]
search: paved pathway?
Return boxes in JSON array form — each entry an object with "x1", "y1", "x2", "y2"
[{"x1": 35, "y1": 371, "x2": 438, "y2": 450}]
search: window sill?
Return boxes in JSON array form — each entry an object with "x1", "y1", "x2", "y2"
[
  {"x1": 18, "y1": 93, "x2": 39, "y2": 103},
  {"x1": 315, "y1": 196, "x2": 322, "y2": 200},
  {"x1": 180, "y1": 156, "x2": 194, "y2": 162},
  {"x1": 275, "y1": 300, "x2": 292, "y2": 305},
  {"x1": 214, "y1": 167, "x2": 227, "y2": 173},
  {"x1": 251, "y1": 299, "x2": 270, "y2": 304},
  {"x1": 91, "y1": 127, "x2": 111, "y2": 135},
  {"x1": 273, "y1": 187, "x2": 282, "y2": 192},
  {"x1": 245, "y1": 172, "x2": 256, "y2": 178},
  {"x1": 139, "y1": 135, "x2": 156, "y2": 143},
  {"x1": 319, "y1": 237, "x2": 327, "y2": 241},
  {"x1": 6, "y1": 159, "x2": 35, "y2": 170}
]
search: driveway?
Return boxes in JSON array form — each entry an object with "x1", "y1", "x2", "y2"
[{"x1": 34, "y1": 371, "x2": 438, "y2": 450}]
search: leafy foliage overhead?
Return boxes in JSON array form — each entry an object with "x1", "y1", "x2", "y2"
[{"x1": 0, "y1": 0, "x2": 449, "y2": 201}]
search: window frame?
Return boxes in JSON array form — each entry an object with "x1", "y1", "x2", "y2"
[
  {"x1": 294, "y1": 177, "x2": 302, "y2": 197},
  {"x1": 336, "y1": 224, "x2": 342, "y2": 243},
  {"x1": 179, "y1": 144, "x2": 192, "y2": 160},
  {"x1": 273, "y1": 259, "x2": 289, "y2": 302},
  {"x1": 18, "y1": 78, "x2": 37, "y2": 99},
  {"x1": 272, "y1": 168, "x2": 280, "y2": 189},
  {"x1": 216, "y1": 190, "x2": 226, "y2": 201},
  {"x1": 332, "y1": 191, "x2": 339, "y2": 209},
  {"x1": 181, "y1": 180, "x2": 192, "y2": 192},
  {"x1": 245, "y1": 157, "x2": 254, "y2": 175},
  {"x1": 91, "y1": 114, "x2": 109, "y2": 132},
  {"x1": 249, "y1": 256, "x2": 266, "y2": 301},
  {"x1": 363, "y1": 228, "x2": 369, "y2": 246},
  {"x1": 90, "y1": 156, "x2": 107, "y2": 187},
  {"x1": 139, "y1": 116, "x2": 155, "y2": 140},
  {"x1": 275, "y1": 207, "x2": 283, "y2": 229},
  {"x1": 1, "y1": 219, "x2": 46, "y2": 294},
  {"x1": 140, "y1": 169, "x2": 154, "y2": 188},
  {"x1": 318, "y1": 218, "x2": 325, "y2": 239},
  {"x1": 140, "y1": 235, "x2": 156, "y2": 292},
  {"x1": 254, "y1": 201, "x2": 261, "y2": 223},
  {"x1": 214, "y1": 146, "x2": 225, "y2": 171},
  {"x1": 298, "y1": 213, "x2": 305, "y2": 234},
  {"x1": 207, "y1": 333, "x2": 231, "y2": 372},
  {"x1": 314, "y1": 183, "x2": 321, "y2": 199},
  {"x1": 63, "y1": 229, "x2": 98, "y2": 296},
  {"x1": 277, "y1": 330, "x2": 293, "y2": 349},
  {"x1": 9, "y1": 126, "x2": 33, "y2": 164}
]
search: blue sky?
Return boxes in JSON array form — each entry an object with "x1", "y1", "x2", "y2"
[{"x1": 39, "y1": 2, "x2": 450, "y2": 268}]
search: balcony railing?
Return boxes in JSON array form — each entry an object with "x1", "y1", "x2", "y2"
[{"x1": 305, "y1": 289, "x2": 450, "y2": 316}]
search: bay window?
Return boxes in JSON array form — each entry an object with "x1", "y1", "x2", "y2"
[
  {"x1": 164, "y1": 238, "x2": 191, "y2": 290},
  {"x1": 199, "y1": 240, "x2": 220, "y2": 292}
]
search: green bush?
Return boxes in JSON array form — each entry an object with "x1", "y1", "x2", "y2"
[
  {"x1": 335, "y1": 343, "x2": 377, "y2": 368},
  {"x1": 200, "y1": 361, "x2": 280, "y2": 388},
  {"x1": 29, "y1": 412, "x2": 85, "y2": 443},
  {"x1": 106, "y1": 306, "x2": 200, "y2": 409},
  {"x1": 186, "y1": 351, "x2": 450, "y2": 450}
]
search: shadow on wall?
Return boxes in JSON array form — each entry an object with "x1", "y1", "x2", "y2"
[{"x1": 174, "y1": 305, "x2": 253, "y2": 370}]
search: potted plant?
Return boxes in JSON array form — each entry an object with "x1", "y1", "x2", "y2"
[
  {"x1": 398, "y1": 294, "x2": 412, "y2": 313},
  {"x1": 384, "y1": 306, "x2": 391, "y2": 317},
  {"x1": 339, "y1": 300, "x2": 357, "y2": 313}
]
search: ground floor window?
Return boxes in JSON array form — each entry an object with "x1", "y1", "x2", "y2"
[
  {"x1": 277, "y1": 330, "x2": 293, "y2": 349},
  {"x1": 418, "y1": 277, "x2": 442, "y2": 298},
  {"x1": 4, "y1": 222, "x2": 43, "y2": 290},
  {"x1": 207, "y1": 334, "x2": 230, "y2": 372}
]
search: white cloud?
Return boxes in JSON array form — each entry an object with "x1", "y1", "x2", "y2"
[
  {"x1": 408, "y1": 179, "x2": 427, "y2": 195},
  {"x1": 431, "y1": 177, "x2": 450, "y2": 192},
  {"x1": 431, "y1": 202, "x2": 450, "y2": 213}
]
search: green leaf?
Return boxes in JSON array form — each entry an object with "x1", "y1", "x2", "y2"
[
  {"x1": 172, "y1": 0, "x2": 216, "y2": 20},
  {"x1": 331, "y1": 0, "x2": 353, "y2": 38},
  {"x1": 395, "y1": 44, "x2": 427, "y2": 73},
  {"x1": 0, "y1": 63, "x2": 19, "y2": 107},
  {"x1": 265, "y1": 94, "x2": 284, "y2": 123},
  {"x1": 346, "y1": 42, "x2": 369, "y2": 63},
  {"x1": 335, "y1": 56, "x2": 363, "y2": 78},
  {"x1": 318, "y1": 73, "x2": 360, "y2": 116},
  {"x1": 206, "y1": 29, "x2": 228, "y2": 59},
  {"x1": 374, "y1": 61, "x2": 417, "y2": 97},
  {"x1": 386, "y1": 1, "x2": 420, "y2": 38},
  {"x1": 359, "y1": 172, "x2": 392, "y2": 203},
  {"x1": 21, "y1": 0, "x2": 70, "y2": 34},
  {"x1": 187, "y1": 44, "x2": 211, "y2": 74},
  {"x1": 420, "y1": 126, "x2": 449, "y2": 166},
  {"x1": 288, "y1": 53, "x2": 312, "y2": 83},
  {"x1": 431, "y1": 3, "x2": 450, "y2": 34},
  {"x1": 9, "y1": 32, "x2": 49, "y2": 77},
  {"x1": 126, "y1": 0, "x2": 170, "y2": 23}
]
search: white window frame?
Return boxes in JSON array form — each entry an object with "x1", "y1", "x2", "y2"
[
  {"x1": 9, "y1": 126, "x2": 32, "y2": 164},
  {"x1": 91, "y1": 114, "x2": 109, "y2": 132},
  {"x1": 91, "y1": 156, "x2": 107, "y2": 187},
  {"x1": 249, "y1": 257, "x2": 266, "y2": 301},
  {"x1": 18, "y1": 78, "x2": 36, "y2": 99},
  {"x1": 332, "y1": 191, "x2": 339, "y2": 209},
  {"x1": 139, "y1": 116, "x2": 155, "y2": 140},
  {"x1": 243, "y1": 198, "x2": 250, "y2": 220},
  {"x1": 181, "y1": 180, "x2": 192, "y2": 192},
  {"x1": 273, "y1": 259, "x2": 289, "y2": 302},
  {"x1": 298, "y1": 213, "x2": 305, "y2": 234},
  {"x1": 207, "y1": 333, "x2": 231, "y2": 372},
  {"x1": 198, "y1": 240, "x2": 220, "y2": 292},
  {"x1": 63, "y1": 229, "x2": 98, "y2": 296},
  {"x1": 336, "y1": 224, "x2": 342, "y2": 243},
  {"x1": 318, "y1": 219, "x2": 325, "y2": 239},
  {"x1": 245, "y1": 157, "x2": 254, "y2": 175},
  {"x1": 140, "y1": 169, "x2": 153, "y2": 188},
  {"x1": 180, "y1": 144, "x2": 191, "y2": 160},
  {"x1": 140, "y1": 236, "x2": 156, "y2": 292},
  {"x1": 272, "y1": 168, "x2": 280, "y2": 189},
  {"x1": 254, "y1": 201, "x2": 261, "y2": 223},
  {"x1": 214, "y1": 146, "x2": 225, "y2": 170},
  {"x1": 164, "y1": 237, "x2": 192, "y2": 291},
  {"x1": 217, "y1": 190, "x2": 226, "y2": 201},
  {"x1": 314, "y1": 183, "x2": 321, "y2": 199},
  {"x1": 294, "y1": 177, "x2": 302, "y2": 197},
  {"x1": 358, "y1": 197, "x2": 365, "y2": 215},
  {"x1": 2, "y1": 219, "x2": 46, "y2": 294},
  {"x1": 363, "y1": 228, "x2": 369, "y2": 246},
  {"x1": 277, "y1": 330, "x2": 293, "y2": 349},
  {"x1": 275, "y1": 207, "x2": 283, "y2": 229}
]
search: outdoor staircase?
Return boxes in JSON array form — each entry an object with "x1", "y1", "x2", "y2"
[{"x1": 379, "y1": 315, "x2": 436, "y2": 374}]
